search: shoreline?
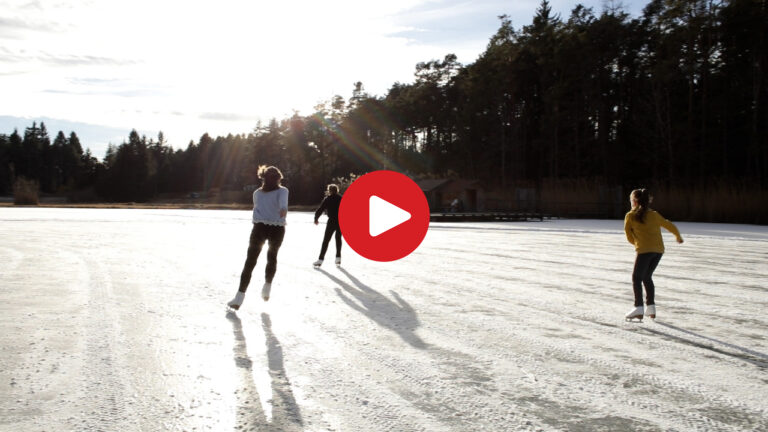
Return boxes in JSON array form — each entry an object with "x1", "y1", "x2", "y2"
[{"x1": 0, "y1": 202, "x2": 317, "y2": 211}]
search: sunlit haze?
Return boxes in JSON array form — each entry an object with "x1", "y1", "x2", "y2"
[{"x1": 1, "y1": 0, "x2": 644, "y2": 157}]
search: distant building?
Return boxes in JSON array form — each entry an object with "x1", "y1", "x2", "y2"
[{"x1": 416, "y1": 178, "x2": 485, "y2": 212}]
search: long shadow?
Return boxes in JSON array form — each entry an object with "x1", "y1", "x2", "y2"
[
  {"x1": 260, "y1": 312, "x2": 303, "y2": 428},
  {"x1": 319, "y1": 269, "x2": 498, "y2": 409},
  {"x1": 318, "y1": 268, "x2": 428, "y2": 349},
  {"x1": 637, "y1": 321, "x2": 768, "y2": 369},
  {"x1": 226, "y1": 311, "x2": 303, "y2": 431},
  {"x1": 654, "y1": 321, "x2": 768, "y2": 361}
]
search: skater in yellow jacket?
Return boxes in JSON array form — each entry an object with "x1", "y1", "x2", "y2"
[{"x1": 623, "y1": 188, "x2": 683, "y2": 321}]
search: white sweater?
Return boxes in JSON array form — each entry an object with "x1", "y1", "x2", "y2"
[{"x1": 252, "y1": 187, "x2": 289, "y2": 226}]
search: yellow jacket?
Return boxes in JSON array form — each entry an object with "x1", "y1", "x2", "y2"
[{"x1": 624, "y1": 209, "x2": 682, "y2": 254}]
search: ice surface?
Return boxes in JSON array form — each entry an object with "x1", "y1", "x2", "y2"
[{"x1": 1, "y1": 207, "x2": 766, "y2": 431}]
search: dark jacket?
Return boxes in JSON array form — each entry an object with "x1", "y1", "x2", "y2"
[{"x1": 314, "y1": 194, "x2": 342, "y2": 223}]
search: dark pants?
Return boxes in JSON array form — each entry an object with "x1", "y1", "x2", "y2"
[
  {"x1": 632, "y1": 252, "x2": 662, "y2": 307},
  {"x1": 319, "y1": 220, "x2": 341, "y2": 260},
  {"x1": 239, "y1": 223, "x2": 285, "y2": 293}
]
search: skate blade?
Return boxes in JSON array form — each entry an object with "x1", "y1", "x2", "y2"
[
  {"x1": 227, "y1": 304, "x2": 240, "y2": 311},
  {"x1": 625, "y1": 316, "x2": 643, "y2": 322}
]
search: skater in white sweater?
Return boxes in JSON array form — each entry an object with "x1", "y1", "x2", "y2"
[{"x1": 228, "y1": 166, "x2": 288, "y2": 310}]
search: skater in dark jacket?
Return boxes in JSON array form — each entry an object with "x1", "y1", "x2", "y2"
[
  {"x1": 313, "y1": 184, "x2": 342, "y2": 268},
  {"x1": 228, "y1": 166, "x2": 288, "y2": 309},
  {"x1": 623, "y1": 188, "x2": 683, "y2": 321}
]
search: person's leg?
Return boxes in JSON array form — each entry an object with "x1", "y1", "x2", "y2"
[
  {"x1": 264, "y1": 225, "x2": 286, "y2": 283},
  {"x1": 632, "y1": 253, "x2": 656, "y2": 307},
  {"x1": 318, "y1": 222, "x2": 334, "y2": 260},
  {"x1": 239, "y1": 224, "x2": 268, "y2": 293},
  {"x1": 642, "y1": 253, "x2": 663, "y2": 305},
  {"x1": 332, "y1": 221, "x2": 342, "y2": 258}
]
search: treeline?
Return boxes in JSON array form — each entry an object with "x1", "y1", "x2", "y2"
[
  {"x1": 1, "y1": 0, "x2": 766, "y2": 208},
  {"x1": 0, "y1": 124, "x2": 99, "y2": 196}
]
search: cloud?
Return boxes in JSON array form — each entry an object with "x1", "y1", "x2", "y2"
[
  {"x1": 60, "y1": 77, "x2": 170, "y2": 98},
  {"x1": 0, "y1": 16, "x2": 38, "y2": 30},
  {"x1": 67, "y1": 77, "x2": 124, "y2": 85},
  {"x1": 0, "y1": 46, "x2": 27, "y2": 62},
  {"x1": 17, "y1": 1, "x2": 44, "y2": 10},
  {"x1": 43, "y1": 86, "x2": 165, "y2": 98},
  {"x1": 0, "y1": 69, "x2": 28, "y2": 76},
  {"x1": 0, "y1": 15, "x2": 66, "y2": 39},
  {"x1": 199, "y1": 112, "x2": 256, "y2": 122},
  {"x1": 385, "y1": 0, "x2": 514, "y2": 47},
  {"x1": 0, "y1": 46, "x2": 136, "y2": 66},
  {"x1": 38, "y1": 53, "x2": 136, "y2": 67}
]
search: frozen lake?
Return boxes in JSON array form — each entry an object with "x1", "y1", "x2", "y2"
[{"x1": 1, "y1": 207, "x2": 767, "y2": 431}]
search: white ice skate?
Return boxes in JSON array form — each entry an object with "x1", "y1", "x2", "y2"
[
  {"x1": 313, "y1": 259, "x2": 323, "y2": 268},
  {"x1": 262, "y1": 282, "x2": 272, "y2": 301},
  {"x1": 227, "y1": 291, "x2": 245, "y2": 311},
  {"x1": 625, "y1": 306, "x2": 644, "y2": 322},
  {"x1": 645, "y1": 304, "x2": 656, "y2": 319},
  {"x1": 335, "y1": 257, "x2": 341, "y2": 267}
]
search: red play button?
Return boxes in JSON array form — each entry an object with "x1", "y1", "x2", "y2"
[{"x1": 339, "y1": 170, "x2": 430, "y2": 262}]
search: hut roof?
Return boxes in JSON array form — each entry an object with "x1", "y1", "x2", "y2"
[{"x1": 415, "y1": 179, "x2": 451, "y2": 192}]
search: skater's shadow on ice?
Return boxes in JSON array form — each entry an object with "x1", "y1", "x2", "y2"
[
  {"x1": 650, "y1": 321, "x2": 768, "y2": 367},
  {"x1": 319, "y1": 268, "x2": 428, "y2": 349},
  {"x1": 226, "y1": 311, "x2": 304, "y2": 430}
]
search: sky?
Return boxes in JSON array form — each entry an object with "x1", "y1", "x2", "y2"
[{"x1": 0, "y1": 0, "x2": 645, "y2": 159}]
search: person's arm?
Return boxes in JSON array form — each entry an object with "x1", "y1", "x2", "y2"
[
  {"x1": 314, "y1": 197, "x2": 328, "y2": 223},
  {"x1": 624, "y1": 214, "x2": 636, "y2": 245},
  {"x1": 279, "y1": 188, "x2": 288, "y2": 219},
  {"x1": 658, "y1": 213, "x2": 683, "y2": 243}
]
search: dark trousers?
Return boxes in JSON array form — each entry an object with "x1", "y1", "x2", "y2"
[
  {"x1": 239, "y1": 223, "x2": 285, "y2": 293},
  {"x1": 319, "y1": 220, "x2": 341, "y2": 260},
  {"x1": 632, "y1": 252, "x2": 662, "y2": 307}
]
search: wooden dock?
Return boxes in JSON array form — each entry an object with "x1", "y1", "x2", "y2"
[{"x1": 430, "y1": 212, "x2": 545, "y2": 222}]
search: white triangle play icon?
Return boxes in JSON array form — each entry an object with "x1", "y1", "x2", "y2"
[{"x1": 369, "y1": 195, "x2": 411, "y2": 237}]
